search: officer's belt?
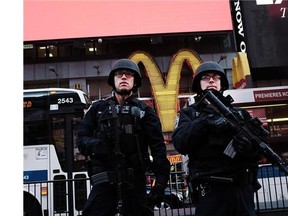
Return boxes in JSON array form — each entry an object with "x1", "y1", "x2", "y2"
[
  {"x1": 91, "y1": 171, "x2": 110, "y2": 185},
  {"x1": 194, "y1": 173, "x2": 250, "y2": 186},
  {"x1": 91, "y1": 168, "x2": 135, "y2": 186}
]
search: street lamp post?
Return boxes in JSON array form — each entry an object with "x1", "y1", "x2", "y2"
[{"x1": 49, "y1": 66, "x2": 59, "y2": 87}]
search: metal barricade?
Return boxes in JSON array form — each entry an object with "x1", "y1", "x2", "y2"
[
  {"x1": 23, "y1": 167, "x2": 288, "y2": 216},
  {"x1": 255, "y1": 164, "x2": 288, "y2": 214}
]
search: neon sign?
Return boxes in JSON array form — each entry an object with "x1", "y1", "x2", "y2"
[
  {"x1": 129, "y1": 49, "x2": 251, "y2": 131},
  {"x1": 130, "y1": 49, "x2": 202, "y2": 132}
]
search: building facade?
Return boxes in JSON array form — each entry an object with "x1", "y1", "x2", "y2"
[{"x1": 24, "y1": 0, "x2": 288, "y2": 157}]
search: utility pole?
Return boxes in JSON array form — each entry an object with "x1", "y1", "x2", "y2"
[{"x1": 49, "y1": 66, "x2": 59, "y2": 87}]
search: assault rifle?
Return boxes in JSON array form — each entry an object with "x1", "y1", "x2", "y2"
[
  {"x1": 110, "y1": 103, "x2": 125, "y2": 216},
  {"x1": 109, "y1": 103, "x2": 140, "y2": 216},
  {"x1": 197, "y1": 90, "x2": 288, "y2": 175}
]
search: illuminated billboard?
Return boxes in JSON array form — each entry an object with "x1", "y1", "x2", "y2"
[
  {"x1": 230, "y1": 0, "x2": 288, "y2": 69},
  {"x1": 24, "y1": 0, "x2": 232, "y2": 41}
]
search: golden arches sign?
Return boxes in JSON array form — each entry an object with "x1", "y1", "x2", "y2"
[
  {"x1": 232, "y1": 52, "x2": 251, "y2": 89},
  {"x1": 129, "y1": 49, "x2": 202, "y2": 132}
]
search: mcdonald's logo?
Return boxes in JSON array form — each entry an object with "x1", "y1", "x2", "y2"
[
  {"x1": 232, "y1": 52, "x2": 251, "y2": 89},
  {"x1": 129, "y1": 49, "x2": 202, "y2": 132},
  {"x1": 128, "y1": 49, "x2": 250, "y2": 131}
]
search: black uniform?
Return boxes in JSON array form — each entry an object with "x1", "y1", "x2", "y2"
[
  {"x1": 77, "y1": 95, "x2": 170, "y2": 216},
  {"x1": 172, "y1": 93, "x2": 260, "y2": 216}
]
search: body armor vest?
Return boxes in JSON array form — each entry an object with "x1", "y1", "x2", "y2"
[{"x1": 97, "y1": 98, "x2": 147, "y2": 170}]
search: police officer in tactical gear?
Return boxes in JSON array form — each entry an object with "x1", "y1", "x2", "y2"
[
  {"x1": 77, "y1": 59, "x2": 170, "y2": 216},
  {"x1": 172, "y1": 61, "x2": 261, "y2": 216}
]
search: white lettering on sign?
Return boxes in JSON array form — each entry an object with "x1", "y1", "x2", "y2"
[
  {"x1": 58, "y1": 97, "x2": 74, "y2": 104},
  {"x1": 254, "y1": 89, "x2": 288, "y2": 102},
  {"x1": 234, "y1": 0, "x2": 246, "y2": 52},
  {"x1": 255, "y1": 92, "x2": 282, "y2": 98},
  {"x1": 280, "y1": 7, "x2": 287, "y2": 18},
  {"x1": 256, "y1": 0, "x2": 287, "y2": 19},
  {"x1": 256, "y1": 0, "x2": 282, "y2": 5}
]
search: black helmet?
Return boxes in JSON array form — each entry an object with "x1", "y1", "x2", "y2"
[
  {"x1": 108, "y1": 59, "x2": 142, "y2": 88},
  {"x1": 192, "y1": 61, "x2": 229, "y2": 93}
]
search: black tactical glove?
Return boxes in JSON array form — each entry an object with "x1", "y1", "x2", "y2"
[
  {"x1": 87, "y1": 139, "x2": 110, "y2": 157},
  {"x1": 147, "y1": 183, "x2": 165, "y2": 208},
  {"x1": 207, "y1": 115, "x2": 227, "y2": 127},
  {"x1": 207, "y1": 115, "x2": 231, "y2": 133},
  {"x1": 232, "y1": 132, "x2": 258, "y2": 158}
]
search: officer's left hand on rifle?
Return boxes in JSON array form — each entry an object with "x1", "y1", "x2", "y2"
[
  {"x1": 207, "y1": 115, "x2": 231, "y2": 133},
  {"x1": 232, "y1": 132, "x2": 259, "y2": 158}
]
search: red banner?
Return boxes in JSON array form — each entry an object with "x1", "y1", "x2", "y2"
[{"x1": 254, "y1": 89, "x2": 288, "y2": 102}]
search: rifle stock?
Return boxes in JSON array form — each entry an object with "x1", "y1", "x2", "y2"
[{"x1": 199, "y1": 90, "x2": 288, "y2": 175}]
